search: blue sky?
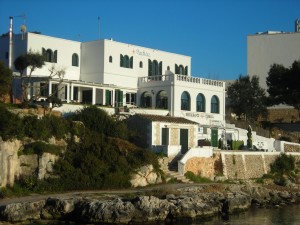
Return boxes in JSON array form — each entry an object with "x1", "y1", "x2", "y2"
[{"x1": 0, "y1": 0, "x2": 299, "y2": 80}]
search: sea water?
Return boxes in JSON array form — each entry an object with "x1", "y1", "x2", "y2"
[{"x1": 185, "y1": 205, "x2": 300, "y2": 225}]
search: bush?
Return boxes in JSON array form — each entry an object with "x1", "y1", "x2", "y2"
[
  {"x1": 69, "y1": 106, "x2": 128, "y2": 139},
  {"x1": 185, "y1": 171, "x2": 211, "y2": 183},
  {"x1": 270, "y1": 153, "x2": 295, "y2": 175},
  {"x1": 0, "y1": 105, "x2": 24, "y2": 140},
  {"x1": 232, "y1": 140, "x2": 244, "y2": 150},
  {"x1": 20, "y1": 141, "x2": 63, "y2": 156}
]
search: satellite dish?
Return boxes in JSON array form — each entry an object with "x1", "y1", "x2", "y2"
[
  {"x1": 20, "y1": 24, "x2": 27, "y2": 40},
  {"x1": 20, "y1": 24, "x2": 26, "y2": 33}
]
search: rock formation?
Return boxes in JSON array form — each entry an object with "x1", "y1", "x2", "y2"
[{"x1": 1, "y1": 184, "x2": 299, "y2": 224}]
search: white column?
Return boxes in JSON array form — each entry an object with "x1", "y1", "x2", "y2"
[
  {"x1": 70, "y1": 83, "x2": 74, "y2": 102},
  {"x1": 102, "y1": 89, "x2": 106, "y2": 105},
  {"x1": 92, "y1": 87, "x2": 96, "y2": 105},
  {"x1": 66, "y1": 83, "x2": 70, "y2": 103},
  {"x1": 48, "y1": 81, "x2": 52, "y2": 108},
  {"x1": 112, "y1": 90, "x2": 115, "y2": 107},
  {"x1": 78, "y1": 87, "x2": 81, "y2": 103}
]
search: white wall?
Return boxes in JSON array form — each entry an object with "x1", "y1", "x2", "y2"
[
  {"x1": 101, "y1": 39, "x2": 191, "y2": 88},
  {"x1": 247, "y1": 32, "x2": 300, "y2": 90},
  {"x1": 80, "y1": 40, "x2": 105, "y2": 84}
]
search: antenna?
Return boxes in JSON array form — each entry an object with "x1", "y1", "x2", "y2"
[{"x1": 98, "y1": 16, "x2": 100, "y2": 39}]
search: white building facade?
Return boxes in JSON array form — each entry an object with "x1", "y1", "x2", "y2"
[
  {"x1": 247, "y1": 19, "x2": 300, "y2": 90},
  {"x1": 0, "y1": 30, "x2": 226, "y2": 148}
]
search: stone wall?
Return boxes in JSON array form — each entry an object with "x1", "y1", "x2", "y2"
[
  {"x1": 0, "y1": 139, "x2": 61, "y2": 188},
  {"x1": 170, "y1": 128, "x2": 179, "y2": 145},
  {"x1": 184, "y1": 151, "x2": 300, "y2": 180},
  {"x1": 185, "y1": 153, "x2": 222, "y2": 179},
  {"x1": 284, "y1": 143, "x2": 300, "y2": 153},
  {"x1": 222, "y1": 152, "x2": 300, "y2": 180},
  {"x1": 267, "y1": 108, "x2": 298, "y2": 123}
]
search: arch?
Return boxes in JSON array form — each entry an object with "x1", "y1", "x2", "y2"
[
  {"x1": 181, "y1": 91, "x2": 190, "y2": 111},
  {"x1": 156, "y1": 90, "x2": 168, "y2": 109},
  {"x1": 139, "y1": 61, "x2": 143, "y2": 68},
  {"x1": 141, "y1": 91, "x2": 152, "y2": 108},
  {"x1": 211, "y1": 95, "x2": 220, "y2": 113},
  {"x1": 167, "y1": 66, "x2": 170, "y2": 70},
  {"x1": 196, "y1": 93, "x2": 205, "y2": 112},
  {"x1": 109, "y1": 55, "x2": 113, "y2": 63},
  {"x1": 72, "y1": 53, "x2": 79, "y2": 66}
]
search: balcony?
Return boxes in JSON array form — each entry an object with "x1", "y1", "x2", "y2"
[{"x1": 139, "y1": 74, "x2": 224, "y2": 89}]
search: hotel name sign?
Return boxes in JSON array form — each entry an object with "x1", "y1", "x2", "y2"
[{"x1": 135, "y1": 49, "x2": 151, "y2": 57}]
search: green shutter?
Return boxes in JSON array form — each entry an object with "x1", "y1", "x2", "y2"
[{"x1": 106, "y1": 90, "x2": 111, "y2": 105}]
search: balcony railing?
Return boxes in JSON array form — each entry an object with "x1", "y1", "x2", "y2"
[{"x1": 139, "y1": 74, "x2": 224, "y2": 87}]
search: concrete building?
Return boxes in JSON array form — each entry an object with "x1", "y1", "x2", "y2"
[{"x1": 247, "y1": 19, "x2": 300, "y2": 90}]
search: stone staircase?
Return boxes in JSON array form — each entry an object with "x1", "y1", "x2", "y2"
[{"x1": 159, "y1": 156, "x2": 193, "y2": 184}]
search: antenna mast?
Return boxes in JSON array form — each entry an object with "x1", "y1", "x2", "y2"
[{"x1": 98, "y1": 16, "x2": 100, "y2": 39}]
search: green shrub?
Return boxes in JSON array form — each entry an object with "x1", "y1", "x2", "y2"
[
  {"x1": 185, "y1": 171, "x2": 211, "y2": 183},
  {"x1": 20, "y1": 141, "x2": 63, "y2": 156},
  {"x1": 69, "y1": 106, "x2": 128, "y2": 139},
  {"x1": 232, "y1": 140, "x2": 244, "y2": 150},
  {"x1": 0, "y1": 105, "x2": 24, "y2": 140},
  {"x1": 270, "y1": 153, "x2": 295, "y2": 174}
]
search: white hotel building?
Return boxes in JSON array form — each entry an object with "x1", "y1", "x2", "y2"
[{"x1": 0, "y1": 28, "x2": 226, "y2": 152}]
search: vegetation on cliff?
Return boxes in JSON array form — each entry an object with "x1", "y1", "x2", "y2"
[{"x1": 0, "y1": 105, "x2": 159, "y2": 195}]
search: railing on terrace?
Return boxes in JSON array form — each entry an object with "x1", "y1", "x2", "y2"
[{"x1": 139, "y1": 74, "x2": 224, "y2": 88}]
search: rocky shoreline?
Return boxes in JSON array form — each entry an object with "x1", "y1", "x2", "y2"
[{"x1": 0, "y1": 184, "x2": 300, "y2": 224}]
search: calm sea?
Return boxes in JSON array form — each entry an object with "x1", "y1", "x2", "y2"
[{"x1": 183, "y1": 205, "x2": 300, "y2": 225}]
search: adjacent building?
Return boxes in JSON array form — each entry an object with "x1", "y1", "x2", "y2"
[{"x1": 247, "y1": 19, "x2": 300, "y2": 90}]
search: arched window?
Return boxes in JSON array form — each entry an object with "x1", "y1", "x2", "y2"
[
  {"x1": 156, "y1": 90, "x2": 168, "y2": 109},
  {"x1": 179, "y1": 65, "x2": 184, "y2": 75},
  {"x1": 53, "y1": 50, "x2": 57, "y2": 63},
  {"x1": 211, "y1": 95, "x2": 220, "y2": 113},
  {"x1": 46, "y1": 49, "x2": 53, "y2": 62},
  {"x1": 175, "y1": 64, "x2": 187, "y2": 75},
  {"x1": 141, "y1": 91, "x2": 152, "y2": 108},
  {"x1": 153, "y1": 60, "x2": 159, "y2": 75},
  {"x1": 148, "y1": 59, "x2": 162, "y2": 76},
  {"x1": 124, "y1": 55, "x2": 129, "y2": 68},
  {"x1": 196, "y1": 93, "x2": 205, "y2": 112},
  {"x1": 130, "y1": 56, "x2": 133, "y2": 68},
  {"x1": 72, "y1": 53, "x2": 79, "y2": 66},
  {"x1": 167, "y1": 66, "x2": 170, "y2": 70},
  {"x1": 120, "y1": 54, "x2": 124, "y2": 66},
  {"x1": 109, "y1": 56, "x2": 113, "y2": 63},
  {"x1": 181, "y1": 91, "x2": 190, "y2": 111},
  {"x1": 139, "y1": 61, "x2": 143, "y2": 68}
]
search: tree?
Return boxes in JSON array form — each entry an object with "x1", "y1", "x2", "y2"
[
  {"x1": 0, "y1": 61, "x2": 12, "y2": 102},
  {"x1": 227, "y1": 75, "x2": 268, "y2": 122},
  {"x1": 267, "y1": 60, "x2": 300, "y2": 119},
  {"x1": 14, "y1": 51, "x2": 45, "y2": 104}
]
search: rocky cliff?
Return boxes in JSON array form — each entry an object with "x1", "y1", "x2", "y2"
[
  {"x1": 0, "y1": 139, "x2": 61, "y2": 187},
  {"x1": 0, "y1": 184, "x2": 299, "y2": 224}
]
